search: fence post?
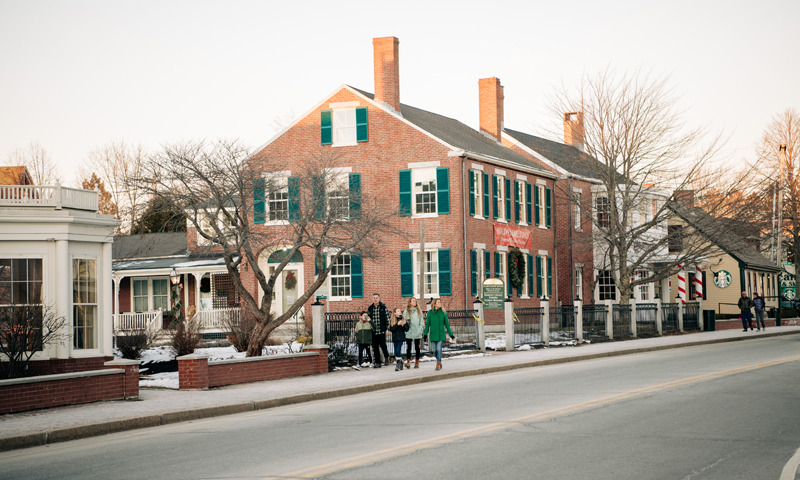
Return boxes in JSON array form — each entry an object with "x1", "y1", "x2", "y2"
[
  {"x1": 630, "y1": 298, "x2": 637, "y2": 338},
  {"x1": 575, "y1": 297, "x2": 583, "y2": 343},
  {"x1": 473, "y1": 300, "x2": 485, "y2": 353},
  {"x1": 542, "y1": 298, "x2": 550, "y2": 346},
  {"x1": 505, "y1": 298, "x2": 514, "y2": 352},
  {"x1": 605, "y1": 299, "x2": 614, "y2": 340},
  {"x1": 311, "y1": 299, "x2": 325, "y2": 346},
  {"x1": 698, "y1": 296, "x2": 704, "y2": 331},
  {"x1": 54, "y1": 181, "x2": 62, "y2": 210},
  {"x1": 677, "y1": 295, "x2": 684, "y2": 331},
  {"x1": 655, "y1": 298, "x2": 663, "y2": 335}
]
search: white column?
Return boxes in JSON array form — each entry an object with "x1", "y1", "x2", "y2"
[
  {"x1": 55, "y1": 240, "x2": 70, "y2": 358},
  {"x1": 630, "y1": 298, "x2": 637, "y2": 338},
  {"x1": 473, "y1": 300, "x2": 485, "y2": 353},
  {"x1": 505, "y1": 298, "x2": 514, "y2": 352},
  {"x1": 678, "y1": 295, "x2": 685, "y2": 331},
  {"x1": 605, "y1": 299, "x2": 614, "y2": 340},
  {"x1": 183, "y1": 273, "x2": 189, "y2": 315},
  {"x1": 542, "y1": 298, "x2": 550, "y2": 346},
  {"x1": 574, "y1": 298, "x2": 583, "y2": 343},
  {"x1": 655, "y1": 298, "x2": 663, "y2": 335},
  {"x1": 311, "y1": 300, "x2": 325, "y2": 347},
  {"x1": 113, "y1": 276, "x2": 121, "y2": 325},
  {"x1": 193, "y1": 272, "x2": 202, "y2": 312},
  {"x1": 102, "y1": 242, "x2": 113, "y2": 355}
]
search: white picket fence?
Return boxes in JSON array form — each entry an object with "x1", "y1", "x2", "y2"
[
  {"x1": 114, "y1": 311, "x2": 163, "y2": 331},
  {"x1": 194, "y1": 307, "x2": 240, "y2": 330}
]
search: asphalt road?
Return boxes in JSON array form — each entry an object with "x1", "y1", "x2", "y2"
[{"x1": 1, "y1": 336, "x2": 799, "y2": 480}]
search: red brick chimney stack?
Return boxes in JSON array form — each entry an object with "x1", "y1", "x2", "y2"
[
  {"x1": 373, "y1": 36, "x2": 400, "y2": 113},
  {"x1": 563, "y1": 112, "x2": 585, "y2": 151},
  {"x1": 478, "y1": 77, "x2": 504, "y2": 141}
]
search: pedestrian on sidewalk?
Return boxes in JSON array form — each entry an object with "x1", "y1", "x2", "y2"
[
  {"x1": 403, "y1": 297, "x2": 424, "y2": 369},
  {"x1": 739, "y1": 291, "x2": 755, "y2": 331},
  {"x1": 353, "y1": 311, "x2": 374, "y2": 370},
  {"x1": 423, "y1": 298, "x2": 454, "y2": 372},
  {"x1": 753, "y1": 292, "x2": 766, "y2": 331},
  {"x1": 389, "y1": 308, "x2": 410, "y2": 371},
  {"x1": 368, "y1": 293, "x2": 391, "y2": 368}
]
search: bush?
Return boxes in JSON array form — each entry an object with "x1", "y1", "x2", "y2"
[
  {"x1": 115, "y1": 328, "x2": 158, "y2": 360},
  {"x1": 223, "y1": 313, "x2": 256, "y2": 353},
  {"x1": 170, "y1": 317, "x2": 205, "y2": 357}
]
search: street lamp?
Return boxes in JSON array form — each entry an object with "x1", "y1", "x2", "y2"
[
  {"x1": 170, "y1": 267, "x2": 180, "y2": 286},
  {"x1": 169, "y1": 267, "x2": 182, "y2": 325}
]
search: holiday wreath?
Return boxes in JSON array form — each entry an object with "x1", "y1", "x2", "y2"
[
  {"x1": 508, "y1": 247, "x2": 526, "y2": 289},
  {"x1": 285, "y1": 271, "x2": 297, "y2": 290}
]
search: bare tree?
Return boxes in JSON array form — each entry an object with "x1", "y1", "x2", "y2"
[
  {"x1": 0, "y1": 303, "x2": 68, "y2": 379},
  {"x1": 132, "y1": 139, "x2": 399, "y2": 356},
  {"x1": 5, "y1": 140, "x2": 61, "y2": 185},
  {"x1": 81, "y1": 141, "x2": 147, "y2": 233},
  {"x1": 549, "y1": 68, "x2": 758, "y2": 303}
]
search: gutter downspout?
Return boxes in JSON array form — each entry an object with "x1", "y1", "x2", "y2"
[{"x1": 568, "y1": 175, "x2": 574, "y2": 304}]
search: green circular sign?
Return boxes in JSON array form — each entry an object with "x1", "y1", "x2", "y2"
[{"x1": 714, "y1": 270, "x2": 732, "y2": 288}]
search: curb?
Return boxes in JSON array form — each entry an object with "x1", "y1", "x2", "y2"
[{"x1": 2, "y1": 329, "x2": 798, "y2": 452}]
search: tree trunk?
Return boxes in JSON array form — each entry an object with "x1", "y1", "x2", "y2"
[{"x1": 246, "y1": 320, "x2": 274, "y2": 357}]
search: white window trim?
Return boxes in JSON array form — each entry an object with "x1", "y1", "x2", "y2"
[
  {"x1": 327, "y1": 253, "x2": 353, "y2": 301},
  {"x1": 72, "y1": 255, "x2": 101, "y2": 353},
  {"x1": 130, "y1": 276, "x2": 171, "y2": 313},
  {"x1": 497, "y1": 245, "x2": 508, "y2": 252},
  {"x1": 471, "y1": 163, "x2": 484, "y2": 171},
  {"x1": 0, "y1": 256, "x2": 50, "y2": 359},
  {"x1": 409, "y1": 242, "x2": 442, "y2": 249},
  {"x1": 198, "y1": 210, "x2": 238, "y2": 246},
  {"x1": 516, "y1": 174, "x2": 527, "y2": 181},
  {"x1": 408, "y1": 161, "x2": 440, "y2": 169},
  {"x1": 538, "y1": 184, "x2": 547, "y2": 230},
  {"x1": 411, "y1": 167, "x2": 439, "y2": 219},
  {"x1": 472, "y1": 170, "x2": 483, "y2": 219},
  {"x1": 329, "y1": 101, "x2": 360, "y2": 108},
  {"x1": 517, "y1": 180, "x2": 528, "y2": 226},
  {"x1": 264, "y1": 175, "x2": 290, "y2": 226},
  {"x1": 496, "y1": 175, "x2": 507, "y2": 222},
  {"x1": 494, "y1": 169, "x2": 506, "y2": 176},
  {"x1": 412, "y1": 248, "x2": 441, "y2": 299},
  {"x1": 331, "y1": 107, "x2": 358, "y2": 148},
  {"x1": 536, "y1": 179, "x2": 547, "y2": 186},
  {"x1": 473, "y1": 243, "x2": 486, "y2": 249}
]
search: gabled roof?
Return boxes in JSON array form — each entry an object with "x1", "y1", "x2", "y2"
[
  {"x1": 349, "y1": 88, "x2": 554, "y2": 177},
  {"x1": 671, "y1": 204, "x2": 780, "y2": 272},
  {"x1": 113, "y1": 233, "x2": 188, "y2": 260},
  {"x1": 0, "y1": 166, "x2": 33, "y2": 185},
  {"x1": 503, "y1": 128, "x2": 607, "y2": 181}
]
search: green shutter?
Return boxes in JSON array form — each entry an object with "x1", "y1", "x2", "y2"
[
  {"x1": 253, "y1": 178, "x2": 265, "y2": 224},
  {"x1": 547, "y1": 256, "x2": 553, "y2": 298},
  {"x1": 399, "y1": 170, "x2": 411, "y2": 216},
  {"x1": 320, "y1": 110, "x2": 332, "y2": 145},
  {"x1": 505, "y1": 177, "x2": 511, "y2": 220},
  {"x1": 468, "y1": 171, "x2": 475, "y2": 216},
  {"x1": 534, "y1": 185, "x2": 540, "y2": 226},
  {"x1": 492, "y1": 175, "x2": 499, "y2": 219},
  {"x1": 526, "y1": 182, "x2": 532, "y2": 225},
  {"x1": 546, "y1": 187, "x2": 552, "y2": 228},
  {"x1": 536, "y1": 256, "x2": 543, "y2": 297},
  {"x1": 288, "y1": 177, "x2": 299, "y2": 221},
  {"x1": 356, "y1": 107, "x2": 368, "y2": 143},
  {"x1": 484, "y1": 250, "x2": 490, "y2": 279},
  {"x1": 470, "y1": 249, "x2": 477, "y2": 297},
  {"x1": 494, "y1": 252, "x2": 500, "y2": 278},
  {"x1": 527, "y1": 254, "x2": 534, "y2": 296},
  {"x1": 400, "y1": 250, "x2": 413, "y2": 297},
  {"x1": 436, "y1": 167, "x2": 450, "y2": 214},
  {"x1": 349, "y1": 173, "x2": 361, "y2": 219},
  {"x1": 351, "y1": 255, "x2": 363, "y2": 298},
  {"x1": 438, "y1": 249, "x2": 451, "y2": 296},
  {"x1": 312, "y1": 175, "x2": 325, "y2": 220},
  {"x1": 482, "y1": 172, "x2": 489, "y2": 218},
  {"x1": 514, "y1": 181, "x2": 520, "y2": 223}
]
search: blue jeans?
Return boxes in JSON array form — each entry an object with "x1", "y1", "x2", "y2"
[
  {"x1": 741, "y1": 311, "x2": 752, "y2": 330},
  {"x1": 393, "y1": 341, "x2": 404, "y2": 358},
  {"x1": 755, "y1": 311, "x2": 765, "y2": 329},
  {"x1": 431, "y1": 340, "x2": 443, "y2": 361}
]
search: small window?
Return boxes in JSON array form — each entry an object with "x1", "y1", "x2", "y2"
[
  {"x1": 414, "y1": 169, "x2": 437, "y2": 215},
  {"x1": 330, "y1": 255, "x2": 351, "y2": 298},
  {"x1": 668, "y1": 225, "x2": 683, "y2": 253},
  {"x1": 497, "y1": 177, "x2": 506, "y2": 221},
  {"x1": 199, "y1": 212, "x2": 237, "y2": 245},
  {"x1": 598, "y1": 270, "x2": 616, "y2": 301},
  {"x1": 473, "y1": 170, "x2": 483, "y2": 217},
  {"x1": 517, "y1": 181, "x2": 527, "y2": 224},
  {"x1": 266, "y1": 177, "x2": 289, "y2": 221},
  {"x1": 596, "y1": 196, "x2": 610, "y2": 229},
  {"x1": 415, "y1": 250, "x2": 439, "y2": 297},
  {"x1": 326, "y1": 174, "x2": 350, "y2": 220},
  {"x1": 333, "y1": 109, "x2": 357, "y2": 146}
]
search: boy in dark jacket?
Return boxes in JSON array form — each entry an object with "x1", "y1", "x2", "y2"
[
  {"x1": 353, "y1": 311, "x2": 374, "y2": 370},
  {"x1": 367, "y1": 294, "x2": 391, "y2": 367},
  {"x1": 753, "y1": 292, "x2": 766, "y2": 331},
  {"x1": 389, "y1": 308, "x2": 410, "y2": 371}
]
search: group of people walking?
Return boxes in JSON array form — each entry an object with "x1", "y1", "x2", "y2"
[
  {"x1": 354, "y1": 294, "x2": 454, "y2": 372},
  {"x1": 738, "y1": 291, "x2": 767, "y2": 331}
]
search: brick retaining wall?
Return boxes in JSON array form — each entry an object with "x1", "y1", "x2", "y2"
[
  {"x1": 715, "y1": 317, "x2": 800, "y2": 330},
  {"x1": 177, "y1": 345, "x2": 329, "y2": 390}
]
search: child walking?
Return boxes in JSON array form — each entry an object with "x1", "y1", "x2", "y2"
[
  {"x1": 353, "y1": 311, "x2": 373, "y2": 370},
  {"x1": 403, "y1": 297, "x2": 425, "y2": 369},
  {"x1": 389, "y1": 308, "x2": 410, "y2": 371}
]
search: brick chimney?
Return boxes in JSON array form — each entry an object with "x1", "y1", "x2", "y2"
[
  {"x1": 563, "y1": 112, "x2": 585, "y2": 151},
  {"x1": 478, "y1": 77, "x2": 504, "y2": 141},
  {"x1": 373, "y1": 36, "x2": 400, "y2": 113}
]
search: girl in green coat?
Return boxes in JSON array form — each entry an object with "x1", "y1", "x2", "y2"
[{"x1": 423, "y1": 298, "x2": 454, "y2": 371}]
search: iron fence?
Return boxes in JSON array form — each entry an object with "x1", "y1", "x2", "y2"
[
  {"x1": 661, "y1": 303, "x2": 680, "y2": 333},
  {"x1": 550, "y1": 306, "x2": 577, "y2": 342},
  {"x1": 444, "y1": 310, "x2": 478, "y2": 351},
  {"x1": 636, "y1": 303, "x2": 658, "y2": 335},
  {"x1": 513, "y1": 307, "x2": 543, "y2": 345},
  {"x1": 582, "y1": 304, "x2": 608, "y2": 339},
  {"x1": 612, "y1": 304, "x2": 632, "y2": 338},
  {"x1": 683, "y1": 302, "x2": 700, "y2": 330},
  {"x1": 325, "y1": 312, "x2": 361, "y2": 361}
]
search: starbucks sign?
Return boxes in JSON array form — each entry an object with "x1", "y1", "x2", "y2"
[{"x1": 714, "y1": 270, "x2": 732, "y2": 288}]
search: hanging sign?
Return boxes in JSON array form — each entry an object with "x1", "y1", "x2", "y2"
[
  {"x1": 713, "y1": 270, "x2": 732, "y2": 288},
  {"x1": 493, "y1": 224, "x2": 532, "y2": 250}
]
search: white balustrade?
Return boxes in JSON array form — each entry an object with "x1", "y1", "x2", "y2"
[
  {"x1": 114, "y1": 311, "x2": 163, "y2": 331},
  {"x1": 0, "y1": 184, "x2": 99, "y2": 211},
  {"x1": 194, "y1": 307, "x2": 240, "y2": 330}
]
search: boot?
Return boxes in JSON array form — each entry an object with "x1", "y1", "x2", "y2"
[
  {"x1": 435, "y1": 361, "x2": 442, "y2": 371},
  {"x1": 398, "y1": 359, "x2": 404, "y2": 370},
  {"x1": 404, "y1": 359, "x2": 410, "y2": 369},
  {"x1": 395, "y1": 360, "x2": 400, "y2": 371},
  {"x1": 414, "y1": 359, "x2": 420, "y2": 369}
]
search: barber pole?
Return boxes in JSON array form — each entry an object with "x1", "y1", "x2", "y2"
[
  {"x1": 677, "y1": 265, "x2": 686, "y2": 304},
  {"x1": 695, "y1": 266, "x2": 703, "y2": 299}
]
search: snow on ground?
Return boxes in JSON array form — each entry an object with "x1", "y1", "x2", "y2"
[{"x1": 139, "y1": 372, "x2": 179, "y2": 390}]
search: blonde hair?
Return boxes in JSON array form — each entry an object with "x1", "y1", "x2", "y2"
[
  {"x1": 432, "y1": 298, "x2": 446, "y2": 313},
  {"x1": 390, "y1": 308, "x2": 402, "y2": 327},
  {"x1": 406, "y1": 297, "x2": 422, "y2": 317}
]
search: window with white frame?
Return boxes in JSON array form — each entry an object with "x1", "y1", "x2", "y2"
[
  {"x1": 538, "y1": 185, "x2": 547, "y2": 226},
  {"x1": 330, "y1": 254, "x2": 351, "y2": 298},
  {"x1": 266, "y1": 176, "x2": 288, "y2": 221},
  {"x1": 333, "y1": 108, "x2": 357, "y2": 146},
  {"x1": 596, "y1": 196, "x2": 610, "y2": 229},
  {"x1": 414, "y1": 168, "x2": 437, "y2": 215},
  {"x1": 132, "y1": 278, "x2": 170, "y2": 312},
  {"x1": 517, "y1": 181, "x2": 527, "y2": 224},
  {"x1": 73, "y1": 258, "x2": 97, "y2": 350},
  {"x1": 326, "y1": 174, "x2": 350, "y2": 220},
  {"x1": 132, "y1": 280, "x2": 148, "y2": 312},
  {"x1": 635, "y1": 270, "x2": 650, "y2": 300},
  {"x1": 199, "y1": 211, "x2": 237, "y2": 245},
  {"x1": 575, "y1": 266, "x2": 583, "y2": 300},
  {"x1": 415, "y1": 250, "x2": 439, "y2": 297},
  {"x1": 152, "y1": 279, "x2": 169, "y2": 311},
  {"x1": 496, "y1": 252, "x2": 506, "y2": 287},
  {"x1": 497, "y1": 177, "x2": 506, "y2": 221},
  {"x1": 537, "y1": 256, "x2": 550, "y2": 298},
  {"x1": 0, "y1": 259, "x2": 44, "y2": 351},
  {"x1": 598, "y1": 270, "x2": 616, "y2": 300},
  {"x1": 472, "y1": 170, "x2": 483, "y2": 217},
  {"x1": 574, "y1": 203, "x2": 581, "y2": 231}
]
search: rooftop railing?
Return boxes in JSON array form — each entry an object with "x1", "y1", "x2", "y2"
[{"x1": 0, "y1": 183, "x2": 99, "y2": 212}]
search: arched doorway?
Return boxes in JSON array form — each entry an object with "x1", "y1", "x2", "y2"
[{"x1": 258, "y1": 247, "x2": 304, "y2": 319}]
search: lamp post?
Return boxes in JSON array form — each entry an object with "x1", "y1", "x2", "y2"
[{"x1": 169, "y1": 267, "x2": 182, "y2": 326}]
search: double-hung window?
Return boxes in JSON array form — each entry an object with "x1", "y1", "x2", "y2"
[
  {"x1": 73, "y1": 258, "x2": 97, "y2": 350},
  {"x1": 0, "y1": 258, "x2": 44, "y2": 351},
  {"x1": 199, "y1": 211, "x2": 237, "y2": 246},
  {"x1": 516, "y1": 181, "x2": 527, "y2": 224},
  {"x1": 132, "y1": 277, "x2": 170, "y2": 312},
  {"x1": 493, "y1": 175, "x2": 506, "y2": 221},
  {"x1": 401, "y1": 248, "x2": 451, "y2": 297},
  {"x1": 326, "y1": 174, "x2": 350, "y2": 221},
  {"x1": 414, "y1": 168, "x2": 437, "y2": 215},
  {"x1": 470, "y1": 170, "x2": 483, "y2": 217},
  {"x1": 321, "y1": 105, "x2": 368, "y2": 146},
  {"x1": 267, "y1": 176, "x2": 289, "y2": 221},
  {"x1": 535, "y1": 255, "x2": 552, "y2": 298},
  {"x1": 596, "y1": 196, "x2": 610, "y2": 229},
  {"x1": 399, "y1": 166, "x2": 449, "y2": 217},
  {"x1": 330, "y1": 254, "x2": 351, "y2": 299},
  {"x1": 598, "y1": 270, "x2": 616, "y2": 300},
  {"x1": 415, "y1": 250, "x2": 439, "y2": 297}
]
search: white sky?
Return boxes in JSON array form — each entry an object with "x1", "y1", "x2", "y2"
[{"x1": 1, "y1": 0, "x2": 798, "y2": 186}]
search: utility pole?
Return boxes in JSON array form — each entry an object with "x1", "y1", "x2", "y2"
[
  {"x1": 419, "y1": 220, "x2": 425, "y2": 307},
  {"x1": 777, "y1": 144, "x2": 787, "y2": 267}
]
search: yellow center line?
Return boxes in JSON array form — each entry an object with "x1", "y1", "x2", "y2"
[{"x1": 264, "y1": 355, "x2": 800, "y2": 480}]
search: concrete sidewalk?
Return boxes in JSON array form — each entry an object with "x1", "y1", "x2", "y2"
[{"x1": 2, "y1": 326, "x2": 800, "y2": 452}]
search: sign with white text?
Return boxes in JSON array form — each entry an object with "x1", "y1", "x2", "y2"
[{"x1": 493, "y1": 224, "x2": 532, "y2": 250}]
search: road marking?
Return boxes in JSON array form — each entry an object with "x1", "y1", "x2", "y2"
[
  {"x1": 263, "y1": 354, "x2": 800, "y2": 480},
  {"x1": 780, "y1": 445, "x2": 800, "y2": 480}
]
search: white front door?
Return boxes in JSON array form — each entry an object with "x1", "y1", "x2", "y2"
[{"x1": 265, "y1": 264, "x2": 304, "y2": 318}]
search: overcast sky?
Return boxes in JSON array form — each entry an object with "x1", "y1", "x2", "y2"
[{"x1": 1, "y1": 0, "x2": 798, "y2": 185}]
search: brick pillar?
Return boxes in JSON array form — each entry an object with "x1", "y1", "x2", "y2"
[
  {"x1": 177, "y1": 354, "x2": 210, "y2": 390},
  {"x1": 304, "y1": 346, "x2": 329, "y2": 374},
  {"x1": 104, "y1": 359, "x2": 140, "y2": 399}
]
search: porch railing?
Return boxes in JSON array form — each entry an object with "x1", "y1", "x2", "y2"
[
  {"x1": 114, "y1": 311, "x2": 163, "y2": 331},
  {"x1": 194, "y1": 307, "x2": 240, "y2": 330},
  {"x1": 0, "y1": 184, "x2": 99, "y2": 211}
]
